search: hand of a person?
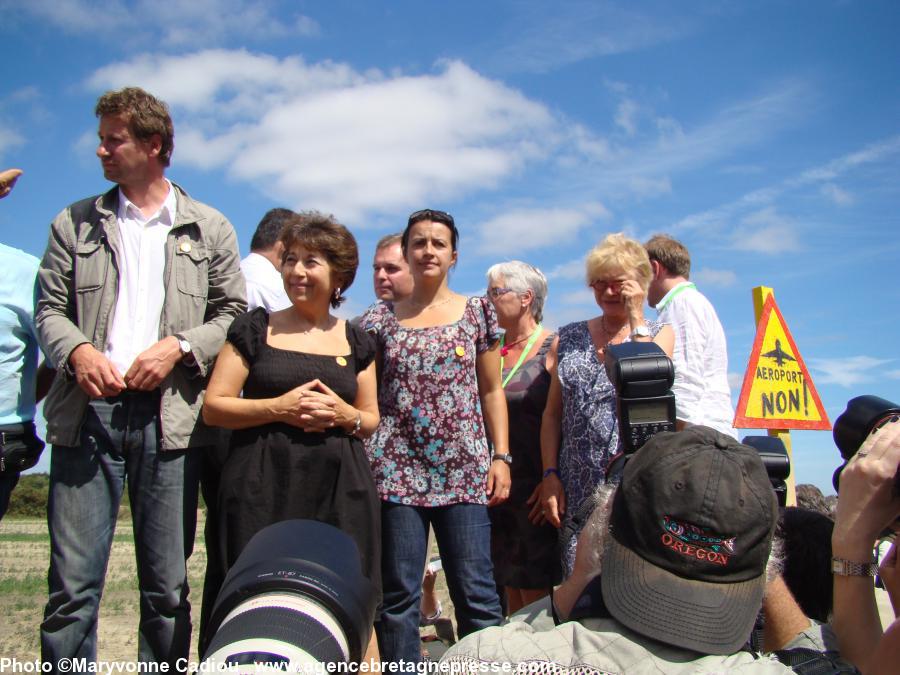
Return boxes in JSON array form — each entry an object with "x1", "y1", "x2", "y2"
[
  {"x1": 69, "y1": 342, "x2": 126, "y2": 398},
  {"x1": 275, "y1": 379, "x2": 328, "y2": 428},
  {"x1": 619, "y1": 278, "x2": 646, "y2": 322},
  {"x1": 296, "y1": 389, "x2": 339, "y2": 432},
  {"x1": 486, "y1": 460, "x2": 511, "y2": 506},
  {"x1": 833, "y1": 416, "x2": 900, "y2": 560},
  {"x1": 124, "y1": 336, "x2": 182, "y2": 391},
  {"x1": 0, "y1": 168, "x2": 23, "y2": 199},
  {"x1": 526, "y1": 483, "x2": 545, "y2": 525},
  {"x1": 535, "y1": 472, "x2": 566, "y2": 528},
  {"x1": 879, "y1": 542, "x2": 900, "y2": 618}
]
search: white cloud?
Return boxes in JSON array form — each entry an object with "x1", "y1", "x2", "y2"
[
  {"x1": 807, "y1": 356, "x2": 893, "y2": 387},
  {"x1": 558, "y1": 288, "x2": 595, "y2": 307},
  {"x1": 727, "y1": 371, "x2": 745, "y2": 390},
  {"x1": 567, "y1": 81, "x2": 812, "y2": 202},
  {"x1": 820, "y1": 183, "x2": 854, "y2": 206},
  {"x1": 545, "y1": 258, "x2": 588, "y2": 282},
  {"x1": 0, "y1": 127, "x2": 24, "y2": 160},
  {"x1": 88, "y1": 53, "x2": 557, "y2": 221},
  {"x1": 674, "y1": 135, "x2": 900, "y2": 236},
  {"x1": 471, "y1": 203, "x2": 610, "y2": 257},
  {"x1": 492, "y1": 2, "x2": 694, "y2": 74},
  {"x1": 7, "y1": 0, "x2": 318, "y2": 47},
  {"x1": 693, "y1": 267, "x2": 737, "y2": 287},
  {"x1": 615, "y1": 99, "x2": 639, "y2": 137},
  {"x1": 887, "y1": 370, "x2": 900, "y2": 380},
  {"x1": 731, "y1": 207, "x2": 801, "y2": 253}
]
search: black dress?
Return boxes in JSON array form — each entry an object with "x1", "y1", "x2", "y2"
[
  {"x1": 217, "y1": 308, "x2": 381, "y2": 593},
  {"x1": 489, "y1": 334, "x2": 563, "y2": 589}
]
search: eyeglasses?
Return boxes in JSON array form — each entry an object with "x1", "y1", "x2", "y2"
[
  {"x1": 589, "y1": 278, "x2": 626, "y2": 293},
  {"x1": 487, "y1": 287, "x2": 514, "y2": 299},
  {"x1": 408, "y1": 209, "x2": 455, "y2": 228}
]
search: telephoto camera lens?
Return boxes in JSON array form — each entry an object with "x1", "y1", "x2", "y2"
[{"x1": 202, "y1": 519, "x2": 377, "y2": 670}]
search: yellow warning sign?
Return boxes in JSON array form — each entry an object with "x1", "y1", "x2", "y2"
[{"x1": 733, "y1": 294, "x2": 830, "y2": 430}]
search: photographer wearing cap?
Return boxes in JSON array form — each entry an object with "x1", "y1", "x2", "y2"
[
  {"x1": 442, "y1": 426, "x2": 804, "y2": 672},
  {"x1": 831, "y1": 415, "x2": 900, "y2": 673}
]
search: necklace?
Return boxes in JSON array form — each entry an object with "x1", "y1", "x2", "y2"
[
  {"x1": 500, "y1": 324, "x2": 542, "y2": 388},
  {"x1": 410, "y1": 295, "x2": 453, "y2": 312},
  {"x1": 600, "y1": 315, "x2": 627, "y2": 342},
  {"x1": 500, "y1": 330, "x2": 534, "y2": 356}
]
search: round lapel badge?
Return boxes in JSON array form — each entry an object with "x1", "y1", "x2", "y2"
[
  {"x1": 336, "y1": 356, "x2": 348, "y2": 367},
  {"x1": 179, "y1": 241, "x2": 192, "y2": 253},
  {"x1": 455, "y1": 345, "x2": 465, "y2": 357}
]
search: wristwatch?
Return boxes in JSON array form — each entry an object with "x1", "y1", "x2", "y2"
[
  {"x1": 491, "y1": 453, "x2": 512, "y2": 465},
  {"x1": 831, "y1": 557, "x2": 877, "y2": 577},
  {"x1": 176, "y1": 335, "x2": 196, "y2": 367},
  {"x1": 630, "y1": 324, "x2": 651, "y2": 339}
]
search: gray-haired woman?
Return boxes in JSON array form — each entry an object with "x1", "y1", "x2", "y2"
[{"x1": 485, "y1": 261, "x2": 562, "y2": 614}]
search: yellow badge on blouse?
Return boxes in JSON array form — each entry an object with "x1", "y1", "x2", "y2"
[
  {"x1": 336, "y1": 356, "x2": 348, "y2": 367},
  {"x1": 179, "y1": 241, "x2": 192, "y2": 253},
  {"x1": 455, "y1": 345, "x2": 465, "y2": 357}
]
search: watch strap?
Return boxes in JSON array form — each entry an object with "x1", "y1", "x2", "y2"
[
  {"x1": 831, "y1": 557, "x2": 877, "y2": 577},
  {"x1": 491, "y1": 453, "x2": 512, "y2": 465}
]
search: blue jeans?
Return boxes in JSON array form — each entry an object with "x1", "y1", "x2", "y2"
[
  {"x1": 40, "y1": 392, "x2": 200, "y2": 670},
  {"x1": 378, "y1": 502, "x2": 502, "y2": 665}
]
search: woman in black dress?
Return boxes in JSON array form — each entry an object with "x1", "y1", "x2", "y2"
[{"x1": 203, "y1": 211, "x2": 381, "y2": 594}]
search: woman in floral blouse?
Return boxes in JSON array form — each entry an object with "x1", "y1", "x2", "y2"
[{"x1": 363, "y1": 209, "x2": 510, "y2": 665}]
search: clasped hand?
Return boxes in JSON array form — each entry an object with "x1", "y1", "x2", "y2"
[
  {"x1": 70, "y1": 337, "x2": 183, "y2": 398},
  {"x1": 277, "y1": 379, "x2": 345, "y2": 432}
]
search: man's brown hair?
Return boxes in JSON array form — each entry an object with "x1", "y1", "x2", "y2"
[
  {"x1": 644, "y1": 233, "x2": 691, "y2": 279},
  {"x1": 95, "y1": 87, "x2": 174, "y2": 167}
]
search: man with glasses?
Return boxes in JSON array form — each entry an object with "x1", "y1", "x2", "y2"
[{"x1": 645, "y1": 234, "x2": 736, "y2": 437}]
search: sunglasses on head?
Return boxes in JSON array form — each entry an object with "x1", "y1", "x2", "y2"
[{"x1": 407, "y1": 209, "x2": 455, "y2": 228}]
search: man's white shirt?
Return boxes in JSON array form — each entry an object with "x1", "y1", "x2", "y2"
[
  {"x1": 240, "y1": 252, "x2": 291, "y2": 312},
  {"x1": 105, "y1": 182, "x2": 176, "y2": 375},
  {"x1": 656, "y1": 281, "x2": 737, "y2": 438}
]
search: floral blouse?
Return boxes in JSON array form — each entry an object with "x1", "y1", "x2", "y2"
[{"x1": 363, "y1": 296, "x2": 500, "y2": 506}]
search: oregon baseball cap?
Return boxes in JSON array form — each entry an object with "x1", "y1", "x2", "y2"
[{"x1": 601, "y1": 426, "x2": 778, "y2": 655}]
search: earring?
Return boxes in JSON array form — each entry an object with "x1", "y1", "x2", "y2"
[{"x1": 333, "y1": 287, "x2": 341, "y2": 302}]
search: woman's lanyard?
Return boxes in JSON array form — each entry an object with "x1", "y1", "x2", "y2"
[{"x1": 500, "y1": 324, "x2": 542, "y2": 388}]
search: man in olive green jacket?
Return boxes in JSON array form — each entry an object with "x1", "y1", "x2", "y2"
[{"x1": 35, "y1": 87, "x2": 245, "y2": 669}]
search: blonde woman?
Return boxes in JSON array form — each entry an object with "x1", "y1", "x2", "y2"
[{"x1": 537, "y1": 233, "x2": 674, "y2": 575}]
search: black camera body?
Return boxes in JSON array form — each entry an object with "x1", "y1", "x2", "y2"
[
  {"x1": 832, "y1": 395, "x2": 900, "y2": 494},
  {"x1": 741, "y1": 435, "x2": 791, "y2": 508},
  {"x1": 604, "y1": 341, "x2": 676, "y2": 454}
]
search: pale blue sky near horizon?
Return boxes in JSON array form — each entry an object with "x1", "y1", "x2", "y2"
[{"x1": 2, "y1": 1, "x2": 898, "y2": 493}]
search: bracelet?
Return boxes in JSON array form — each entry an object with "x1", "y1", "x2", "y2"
[
  {"x1": 543, "y1": 467, "x2": 560, "y2": 479},
  {"x1": 349, "y1": 413, "x2": 362, "y2": 437}
]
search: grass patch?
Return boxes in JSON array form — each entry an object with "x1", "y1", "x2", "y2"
[
  {"x1": 0, "y1": 574, "x2": 46, "y2": 594},
  {"x1": 1, "y1": 532, "x2": 133, "y2": 543}
]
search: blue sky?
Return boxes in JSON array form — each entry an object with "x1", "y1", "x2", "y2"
[{"x1": 1, "y1": 1, "x2": 898, "y2": 492}]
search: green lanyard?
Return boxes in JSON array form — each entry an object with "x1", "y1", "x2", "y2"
[
  {"x1": 655, "y1": 282, "x2": 696, "y2": 313},
  {"x1": 500, "y1": 324, "x2": 542, "y2": 388}
]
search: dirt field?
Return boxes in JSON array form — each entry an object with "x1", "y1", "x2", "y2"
[
  {"x1": 0, "y1": 515, "x2": 454, "y2": 663},
  {"x1": 0, "y1": 515, "x2": 208, "y2": 663}
]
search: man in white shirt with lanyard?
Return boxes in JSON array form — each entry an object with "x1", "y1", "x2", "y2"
[
  {"x1": 240, "y1": 208, "x2": 293, "y2": 311},
  {"x1": 645, "y1": 234, "x2": 737, "y2": 438}
]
